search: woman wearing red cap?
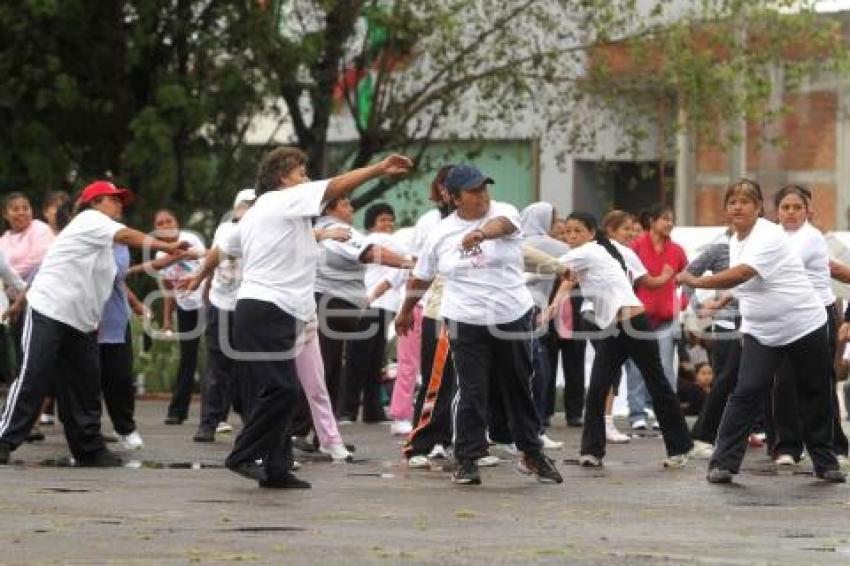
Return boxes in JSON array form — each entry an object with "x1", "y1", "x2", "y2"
[{"x1": 0, "y1": 181, "x2": 187, "y2": 466}]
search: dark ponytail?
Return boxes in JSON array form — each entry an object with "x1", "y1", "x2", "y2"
[{"x1": 567, "y1": 212, "x2": 628, "y2": 274}]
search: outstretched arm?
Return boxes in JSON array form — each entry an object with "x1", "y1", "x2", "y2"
[
  {"x1": 322, "y1": 154, "x2": 413, "y2": 204},
  {"x1": 677, "y1": 264, "x2": 757, "y2": 290},
  {"x1": 114, "y1": 227, "x2": 187, "y2": 255}
]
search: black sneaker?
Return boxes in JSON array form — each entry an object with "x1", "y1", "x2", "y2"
[
  {"x1": 226, "y1": 459, "x2": 267, "y2": 482},
  {"x1": 0, "y1": 441, "x2": 11, "y2": 464},
  {"x1": 164, "y1": 416, "x2": 184, "y2": 425},
  {"x1": 193, "y1": 428, "x2": 215, "y2": 443},
  {"x1": 566, "y1": 417, "x2": 584, "y2": 428},
  {"x1": 76, "y1": 448, "x2": 123, "y2": 468},
  {"x1": 816, "y1": 469, "x2": 847, "y2": 483},
  {"x1": 518, "y1": 452, "x2": 564, "y2": 484},
  {"x1": 292, "y1": 436, "x2": 318, "y2": 453},
  {"x1": 706, "y1": 467, "x2": 734, "y2": 484},
  {"x1": 451, "y1": 459, "x2": 481, "y2": 485},
  {"x1": 259, "y1": 472, "x2": 311, "y2": 489}
]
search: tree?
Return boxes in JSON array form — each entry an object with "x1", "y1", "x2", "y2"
[{"x1": 0, "y1": 0, "x2": 267, "y2": 227}]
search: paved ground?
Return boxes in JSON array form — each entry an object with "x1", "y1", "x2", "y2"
[{"x1": 1, "y1": 399, "x2": 849, "y2": 565}]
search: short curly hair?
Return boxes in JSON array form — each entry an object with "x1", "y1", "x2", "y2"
[{"x1": 256, "y1": 146, "x2": 308, "y2": 195}]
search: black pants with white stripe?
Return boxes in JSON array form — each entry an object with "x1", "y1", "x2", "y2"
[
  {"x1": 226, "y1": 299, "x2": 301, "y2": 479},
  {"x1": 0, "y1": 308, "x2": 105, "y2": 458},
  {"x1": 448, "y1": 310, "x2": 543, "y2": 462}
]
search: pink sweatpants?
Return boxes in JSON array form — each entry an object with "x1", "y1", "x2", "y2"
[
  {"x1": 389, "y1": 304, "x2": 422, "y2": 421},
  {"x1": 295, "y1": 323, "x2": 343, "y2": 448}
]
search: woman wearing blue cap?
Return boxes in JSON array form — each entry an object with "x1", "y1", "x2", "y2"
[{"x1": 396, "y1": 164, "x2": 562, "y2": 486}]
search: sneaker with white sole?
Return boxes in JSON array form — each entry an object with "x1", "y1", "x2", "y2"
[
  {"x1": 645, "y1": 409, "x2": 660, "y2": 430},
  {"x1": 838, "y1": 455, "x2": 849, "y2": 470},
  {"x1": 407, "y1": 455, "x2": 430, "y2": 469},
  {"x1": 605, "y1": 418, "x2": 630, "y2": 444},
  {"x1": 663, "y1": 453, "x2": 690, "y2": 468},
  {"x1": 774, "y1": 454, "x2": 796, "y2": 466},
  {"x1": 390, "y1": 420, "x2": 413, "y2": 436},
  {"x1": 216, "y1": 422, "x2": 233, "y2": 434},
  {"x1": 427, "y1": 444, "x2": 449, "y2": 460},
  {"x1": 39, "y1": 414, "x2": 55, "y2": 425},
  {"x1": 517, "y1": 452, "x2": 563, "y2": 484},
  {"x1": 477, "y1": 455, "x2": 500, "y2": 467},
  {"x1": 117, "y1": 430, "x2": 144, "y2": 451},
  {"x1": 578, "y1": 454, "x2": 603, "y2": 468},
  {"x1": 539, "y1": 433, "x2": 564, "y2": 450},
  {"x1": 690, "y1": 440, "x2": 713, "y2": 459},
  {"x1": 319, "y1": 443, "x2": 351, "y2": 462},
  {"x1": 631, "y1": 418, "x2": 648, "y2": 431}
]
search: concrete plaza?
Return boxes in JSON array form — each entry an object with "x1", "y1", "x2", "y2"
[{"x1": 0, "y1": 399, "x2": 848, "y2": 565}]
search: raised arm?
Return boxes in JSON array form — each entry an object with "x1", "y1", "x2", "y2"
[{"x1": 323, "y1": 154, "x2": 413, "y2": 204}]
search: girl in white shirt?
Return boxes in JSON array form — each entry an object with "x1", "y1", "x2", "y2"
[
  {"x1": 678, "y1": 179, "x2": 844, "y2": 484},
  {"x1": 767, "y1": 185, "x2": 848, "y2": 465},
  {"x1": 553, "y1": 212, "x2": 692, "y2": 468},
  {"x1": 0, "y1": 181, "x2": 185, "y2": 466}
]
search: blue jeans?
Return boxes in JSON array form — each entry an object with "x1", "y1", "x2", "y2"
[{"x1": 626, "y1": 321, "x2": 678, "y2": 424}]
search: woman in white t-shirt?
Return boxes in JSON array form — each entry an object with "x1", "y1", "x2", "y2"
[
  {"x1": 396, "y1": 164, "x2": 562, "y2": 486},
  {"x1": 0, "y1": 181, "x2": 186, "y2": 466},
  {"x1": 678, "y1": 179, "x2": 844, "y2": 484},
  {"x1": 152, "y1": 209, "x2": 207, "y2": 426},
  {"x1": 766, "y1": 185, "x2": 848, "y2": 465},
  {"x1": 551, "y1": 212, "x2": 692, "y2": 469}
]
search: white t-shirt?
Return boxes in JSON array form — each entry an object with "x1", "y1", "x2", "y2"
[
  {"x1": 411, "y1": 208, "x2": 444, "y2": 308},
  {"x1": 220, "y1": 181, "x2": 327, "y2": 322},
  {"x1": 785, "y1": 221, "x2": 835, "y2": 307},
  {"x1": 730, "y1": 218, "x2": 826, "y2": 346},
  {"x1": 156, "y1": 230, "x2": 206, "y2": 311},
  {"x1": 413, "y1": 201, "x2": 533, "y2": 325},
  {"x1": 314, "y1": 216, "x2": 373, "y2": 307},
  {"x1": 560, "y1": 242, "x2": 643, "y2": 329},
  {"x1": 365, "y1": 231, "x2": 409, "y2": 313},
  {"x1": 613, "y1": 240, "x2": 648, "y2": 284},
  {"x1": 208, "y1": 221, "x2": 242, "y2": 311},
  {"x1": 27, "y1": 209, "x2": 125, "y2": 332}
]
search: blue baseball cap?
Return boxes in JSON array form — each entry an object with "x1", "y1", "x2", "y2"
[{"x1": 444, "y1": 165, "x2": 494, "y2": 194}]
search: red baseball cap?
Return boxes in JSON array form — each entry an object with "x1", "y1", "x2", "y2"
[{"x1": 77, "y1": 181, "x2": 135, "y2": 206}]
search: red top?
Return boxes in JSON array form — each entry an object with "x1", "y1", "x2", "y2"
[{"x1": 631, "y1": 232, "x2": 688, "y2": 328}]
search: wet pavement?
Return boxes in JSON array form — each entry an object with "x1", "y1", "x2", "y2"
[{"x1": 1, "y1": 399, "x2": 849, "y2": 564}]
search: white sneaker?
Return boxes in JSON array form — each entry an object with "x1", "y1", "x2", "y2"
[
  {"x1": 645, "y1": 408, "x2": 660, "y2": 430},
  {"x1": 663, "y1": 453, "x2": 689, "y2": 468},
  {"x1": 320, "y1": 443, "x2": 351, "y2": 462},
  {"x1": 407, "y1": 455, "x2": 430, "y2": 469},
  {"x1": 690, "y1": 441, "x2": 714, "y2": 459},
  {"x1": 774, "y1": 454, "x2": 796, "y2": 466},
  {"x1": 605, "y1": 417, "x2": 630, "y2": 444},
  {"x1": 39, "y1": 414, "x2": 55, "y2": 425},
  {"x1": 838, "y1": 455, "x2": 849, "y2": 470},
  {"x1": 427, "y1": 444, "x2": 449, "y2": 460},
  {"x1": 291, "y1": 460, "x2": 302, "y2": 470},
  {"x1": 631, "y1": 418, "x2": 648, "y2": 431},
  {"x1": 390, "y1": 420, "x2": 413, "y2": 436},
  {"x1": 216, "y1": 422, "x2": 233, "y2": 434},
  {"x1": 477, "y1": 455, "x2": 500, "y2": 467},
  {"x1": 578, "y1": 454, "x2": 603, "y2": 468},
  {"x1": 117, "y1": 430, "x2": 144, "y2": 451},
  {"x1": 493, "y1": 443, "x2": 519, "y2": 457},
  {"x1": 539, "y1": 433, "x2": 564, "y2": 450}
]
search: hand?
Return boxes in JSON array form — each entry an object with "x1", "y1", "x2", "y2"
[
  {"x1": 395, "y1": 310, "x2": 414, "y2": 337},
  {"x1": 3, "y1": 294, "x2": 26, "y2": 324},
  {"x1": 660, "y1": 264, "x2": 675, "y2": 282},
  {"x1": 165, "y1": 240, "x2": 191, "y2": 255},
  {"x1": 175, "y1": 274, "x2": 203, "y2": 293},
  {"x1": 840, "y1": 322, "x2": 850, "y2": 342},
  {"x1": 380, "y1": 154, "x2": 414, "y2": 176},
  {"x1": 320, "y1": 226, "x2": 352, "y2": 242},
  {"x1": 538, "y1": 304, "x2": 557, "y2": 327},
  {"x1": 461, "y1": 229, "x2": 485, "y2": 251},
  {"x1": 676, "y1": 271, "x2": 697, "y2": 287}
]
